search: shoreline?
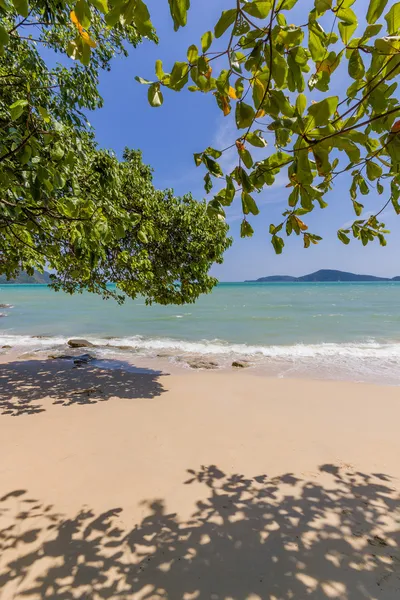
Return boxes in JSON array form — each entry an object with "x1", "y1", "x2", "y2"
[
  {"x1": 1, "y1": 340, "x2": 400, "y2": 386},
  {"x1": 0, "y1": 355, "x2": 400, "y2": 598}
]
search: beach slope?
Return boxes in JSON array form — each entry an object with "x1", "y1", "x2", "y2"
[{"x1": 0, "y1": 357, "x2": 399, "y2": 599}]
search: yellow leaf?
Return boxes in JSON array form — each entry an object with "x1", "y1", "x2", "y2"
[
  {"x1": 228, "y1": 86, "x2": 237, "y2": 100},
  {"x1": 205, "y1": 67, "x2": 212, "y2": 80},
  {"x1": 71, "y1": 10, "x2": 97, "y2": 48},
  {"x1": 295, "y1": 216, "x2": 308, "y2": 231},
  {"x1": 391, "y1": 120, "x2": 400, "y2": 133},
  {"x1": 80, "y1": 29, "x2": 97, "y2": 48},
  {"x1": 316, "y1": 56, "x2": 338, "y2": 74},
  {"x1": 222, "y1": 96, "x2": 230, "y2": 116},
  {"x1": 253, "y1": 78, "x2": 265, "y2": 105},
  {"x1": 70, "y1": 10, "x2": 79, "y2": 25},
  {"x1": 255, "y1": 108, "x2": 265, "y2": 118},
  {"x1": 235, "y1": 139, "x2": 245, "y2": 151}
]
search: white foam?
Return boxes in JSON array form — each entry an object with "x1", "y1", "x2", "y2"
[{"x1": 2, "y1": 334, "x2": 400, "y2": 360}]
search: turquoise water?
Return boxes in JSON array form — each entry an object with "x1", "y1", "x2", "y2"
[{"x1": 1, "y1": 282, "x2": 400, "y2": 383}]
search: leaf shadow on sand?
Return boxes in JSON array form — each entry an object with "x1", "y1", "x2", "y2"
[
  {"x1": 0, "y1": 464, "x2": 399, "y2": 599},
  {"x1": 0, "y1": 358, "x2": 167, "y2": 416}
]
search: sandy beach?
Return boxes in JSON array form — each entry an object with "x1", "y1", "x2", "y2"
[{"x1": 0, "y1": 354, "x2": 399, "y2": 599}]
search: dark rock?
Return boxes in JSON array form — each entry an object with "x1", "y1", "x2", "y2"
[
  {"x1": 2, "y1": 345, "x2": 12, "y2": 349},
  {"x1": 0, "y1": 304, "x2": 13, "y2": 308},
  {"x1": 188, "y1": 359, "x2": 218, "y2": 370},
  {"x1": 73, "y1": 353, "x2": 95, "y2": 367},
  {"x1": 0, "y1": 313, "x2": 7, "y2": 317},
  {"x1": 232, "y1": 360, "x2": 250, "y2": 368},
  {"x1": 48, "y1": 353, "x2": 94, "y2": 363},
  {"x1": 67, "y1": 338, "x2": 94, "y2": 348}
]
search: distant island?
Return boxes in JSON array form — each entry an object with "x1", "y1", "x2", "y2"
[
  {"x1": 0, "y1": 270, "x2": 52, "y2": 284},
  {"x1": 246, "y1": 269, "x2": 400, "y2": 283}
]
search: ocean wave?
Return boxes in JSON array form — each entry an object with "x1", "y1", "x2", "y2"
[{"x1": 2, "y1": 334, "x2": 400, "y2": 360}]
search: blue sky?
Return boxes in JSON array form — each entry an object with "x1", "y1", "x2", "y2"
[{"x1": 86, "y1": 0, "x2": 400, "y2": 280}]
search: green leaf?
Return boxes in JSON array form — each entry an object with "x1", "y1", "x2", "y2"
[
  {"x1": 10, "y1": 99, "x2": 28, "y2": 120},
  {"x1": 308, "y1": 22, "x2": 326, "y2": 61},
  {"x1": 348, "y1": 49, "x2": 365, "y2": 79},
  {"x1": 204, "y1": 172, "x2": 212, "y2": 193},
  {"x1": 201, "y1": 31, "x2": 213, "y2": 52},
  {"x1": 133, "y1": 0, "x2": 153, "y2": 36},
  {"x1": 19, "y1": 144, "x2": 31, "y2": 165},
  {"x1": 338, "y1": 21, "x2": 357, "y2": 45},
  {"x1": 216, "y1": 70, "x2": 230, "y2": 94},
  {"x1": 315, "y1": 0, "x2": 332, "y2": 13},
  {"x1": 366, "y1": 0, "x2": 389, "y2": 24},
  {"x1": 308, "y1": 96, "x2": 338, "y2": 126},
  {"x1": 338, "y1": 230, "x2": 351, "y2": 245},
  {"x1": 235, "y1": 102, "x2": 255, "y2": 129},
  {"x1": 336, "y1": 6, "x2": 357, "y2": 25},
  {"x1": 271, "y1": 235, "x2": 285, "y2": 254},
  {"x1": 75, "y1": 0, "x2": 91, "y2": 29},
  {"x1": 366, "y1": 161, "x2": 383, "y2": 181},
  {"x1": 353, "y1": 200, "x2": 364, "y2": 216},
  {"x1": 296, "y1": 93, "x2": 307, "y2": 115},
  {"x1": 203, "y1": 155, "x2": 223, "y2": 177},
  {"x1": 148, "y1": 83, "x2": 163, "y2": 107},
  {"x1": 360, "y1": 23, "x2": 382, "y2": 41},
  {"x1": 246, "y1": 132, "x2": 267, "y2": 147},
  {"x1": 378, "y1": 233, "x2": 387, "y2": 246},
  {"x1": 81, "y1": 42, "x2": 91, "y2": 67},
  {"x1": 242, "y1": 1, "x2": 271, "y2": 19},
  {"x1": 91, "y1": 0, "x2": 108, "y2": 13},
  {"x1": 170, "y1": 61, "x2": 189, "y2": 90},
  {"x1": 385, "y1": 2, "x2": 400, "y2": 35},
  {"x1": 272, "y1": 51, "x2": 288, "y2": 88},
  {"x1": 137, "y1": 229, "x2": 148, "y2": 244},
  {"x1": 155, "y1": 60, "x2": 164, "y2": 79},
  {"x1": 168, "y1": 0, "x2": 189, "y2": 30},
  {"x1": 214, "y1": 9, "x2": 237, "y2": 38},
  {"x1": 38, "y1": 106, "x2": 51, "y2": 122},
  {"x1": 193, "y1": 152, "x2": 202, "y2": 166},
  {"x1": 225, "y1": 176, "x2": 236, "y2": 204},
  {"x1": 51, "y1": 144, "x2": 64, "y2": 161},
  {"x1": 104, "y1": 5, "x2": 121, "y2": 26},
  {"x1": 241, "y1": 219, "x2": 254, "y2": 238},
  {"x1": 204, "y1": 147, "x2": 222, "y2": 159},
  {"x1": 187, "y1": 44, "x2": 198, "y2": 63},
  {"x1": 279, "y1": 0, "x2": 298, "y2": 8},
  {"x1": 12, "y1": 0, "x2": 29, "y2": 17},
  {"x1": 135, "y1": 76, "x2": 153, "y2": 85},
  {"x1": 238, "y1": 147, "x2": 253, "y2": 169},
  {"x1": 242, "y1": 192, "x2": 259, "y2": 215},
  {"x1": 0, "y1": 25, "x2": 10, "y2": 53}
]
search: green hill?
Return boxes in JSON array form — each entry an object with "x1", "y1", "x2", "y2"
[
  {"x1": 246, "y1": 269, "x2": 398, "y2": 282},
  {"x1": 0, "y1": 270, "x2": 52, "y2": 284}
]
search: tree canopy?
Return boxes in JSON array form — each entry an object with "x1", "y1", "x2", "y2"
[
  {"x1": 135, "y1": 0, "x2": 400, "y2": 252},
  {"x1": 2, "y1": 0, "x2": 400, "y2": 280},
  {"x1": 0, "y1": 0, "x2": 230, "y2": 302}
]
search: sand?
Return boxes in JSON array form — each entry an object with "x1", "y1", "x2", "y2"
[{"x1": 0, "y1": 355, "x2": 399, "y2": 599}]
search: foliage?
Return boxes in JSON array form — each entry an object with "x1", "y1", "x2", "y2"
[
  {"x1": 136, "y1": 0, "x2": 400, "y2": 252},
  {"x1": 0, "y1": 1, "x2": 230, "y2": 303}
]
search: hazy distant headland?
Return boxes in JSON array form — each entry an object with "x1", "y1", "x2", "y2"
[
  {"x1": 246, "y1": 269, "x2": 400, "y2": 283},
  {"x1": 0, "y1": 270, "x2": 52, "y2": 284}
]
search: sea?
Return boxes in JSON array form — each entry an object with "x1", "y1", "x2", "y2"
[{"x1": 1, "y1": 282, "x2": 400, "y2": 385}]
